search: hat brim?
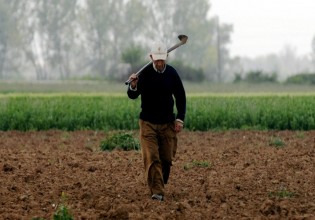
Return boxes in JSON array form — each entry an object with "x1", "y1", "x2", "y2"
[{"x1": 151, "y1": 53, "x2": 167, "y2": 61}]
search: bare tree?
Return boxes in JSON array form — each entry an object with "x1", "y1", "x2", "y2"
[
  {"x1": 80, "y1": 0, "x2": 149, "y2": 78},
  {"x1": 312, "y1": 36, "x2": 315, "y2": 71},
  {"x1": 34, "y1": 0, "x2": 78, "y2": 79},
  {"x1": 0, "y1": 1, "x2": 21, "y2": 78}
]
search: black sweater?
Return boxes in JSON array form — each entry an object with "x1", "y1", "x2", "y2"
[{"x1": 127, "y1": 64, "x2": 186, "y2": 124}]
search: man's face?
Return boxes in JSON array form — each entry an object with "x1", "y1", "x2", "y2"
[{"x1": 152, "y1": 59, "x2": 166, "y2": 72}]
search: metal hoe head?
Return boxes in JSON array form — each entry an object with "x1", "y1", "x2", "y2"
[
  {"x1": 166, "y1": 34, "x2": 188, "y2": 53},
  {"x1": 178, "y1": 35, "x2": 188, "y2": 44}
]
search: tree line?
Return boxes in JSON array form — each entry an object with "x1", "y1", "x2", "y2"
[{"x1": 0, "y1": 0, "x2": 233, "y2": 82}]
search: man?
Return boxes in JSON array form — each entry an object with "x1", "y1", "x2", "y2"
[{"x1": 127, "y1": 40, "x2": 186, "y2": 201}]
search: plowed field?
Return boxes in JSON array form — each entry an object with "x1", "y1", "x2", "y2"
[{"x1": 0, "y1": 130, "x2": 314, "y2": 219}]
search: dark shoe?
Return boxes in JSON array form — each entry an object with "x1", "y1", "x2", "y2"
[{"x1": 151, "y1": 194, "x2": 164, "y2": 201}]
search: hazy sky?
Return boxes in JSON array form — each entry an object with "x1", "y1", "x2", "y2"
[{"x1": 210, "y1": 0, "x2": 315, "y2": 58}]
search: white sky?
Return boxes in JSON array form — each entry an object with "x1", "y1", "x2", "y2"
[{"x1": 210, "y1": 0, "x2": 315, "y2": 58}]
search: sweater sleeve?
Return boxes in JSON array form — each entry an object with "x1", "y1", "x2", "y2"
[
  {"x1": 127, "y1": 85, "x2": 140, "y2": 99},
  {"x1": 173, "y1": 74, "x2": 186, "y2": 122}
]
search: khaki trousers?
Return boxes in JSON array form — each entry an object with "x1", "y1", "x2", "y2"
[{"x1": 139, "y1": 119, "x2": 177, "y2": 196}]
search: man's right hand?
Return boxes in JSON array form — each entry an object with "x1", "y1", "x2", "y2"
[{"x1": 129, "y1": 73, "x2": 138, "y2": 89}]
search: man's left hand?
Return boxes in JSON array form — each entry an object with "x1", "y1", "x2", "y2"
[{"x1": 175, "y1": 120, "x2": 184, "y2": 133}]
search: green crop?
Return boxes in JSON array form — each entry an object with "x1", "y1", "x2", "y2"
[
  {"x1": 185, "y1": 95, "x2": 315, "y2": 131},
  {"x1": 1, "y1": 94, "x2": 315, "y2": 131},
  {"x1": 0, "y1": 95, "x2": 139, "y2": 131}
]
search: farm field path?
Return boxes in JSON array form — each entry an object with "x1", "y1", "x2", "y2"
[{"x1": 0, "y1": 130, "x2": 314, "y2": 219}]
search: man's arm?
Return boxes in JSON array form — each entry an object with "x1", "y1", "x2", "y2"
[
  {"x1": 127, "y1": 73, "x2": 140, "y2": 99},
  {"x1": 174, "y1": 76, "x2": 186, "y2": 122}
]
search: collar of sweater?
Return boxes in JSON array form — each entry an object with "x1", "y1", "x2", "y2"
[{"x1": 152, "y1": 63, "x2": 166, "y2": 73}]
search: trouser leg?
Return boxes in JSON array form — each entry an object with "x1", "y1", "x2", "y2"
[
  {"x1": 147, "y1": 161, "x2": 164, "y2": 195},
  {"x1": 159, "y1": 122, "x2": 177, "y2": 185},
  {"x1": 139, "y1": 120, "x2": 178, "y2": 195},
  {"x1": 139, "y1": 120, "x2": 164, "y2": 195},
  {"x1": 162, "y1": 163, "x2": 170, "y2": 184}
]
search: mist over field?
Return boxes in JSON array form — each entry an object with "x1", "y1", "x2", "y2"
[{"x1": 0, "y1": 0, "x2": 314, "y2": 84}]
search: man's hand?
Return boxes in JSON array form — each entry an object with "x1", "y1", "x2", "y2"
[
  {"x1": 175, "y1": 120, "x2": 184, "y2": 133},
  {"x1": 129, "y1": 73, "x2": 138, "y2": 89}
]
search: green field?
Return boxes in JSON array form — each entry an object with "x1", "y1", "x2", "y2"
[
  {"x1": 1, "y1": 80, "x2": 315, "y2": 131},
  {"x1": 1, "y1": 80, "x2": 315, "y2": 94}
]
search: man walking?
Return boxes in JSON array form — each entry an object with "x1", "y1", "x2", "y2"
[{"x1": 127, "y1": 40, "x2": 186, "y2": 201}]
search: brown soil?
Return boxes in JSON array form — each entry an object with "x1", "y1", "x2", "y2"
[{"x1": 0, "y1": 130, "x2": 314, "y2": 219}]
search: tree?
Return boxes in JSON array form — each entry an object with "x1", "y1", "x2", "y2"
[
  {"x1": 143, "y1": 0, "x2": 233, "y2": 82},
  {"x1": 312, "y1": 36, "x2": 315, "y2": 70},
  {"x1": 0, "y1": 0, "x2": 234, "y2": 81},
  {"x1": 121, "y1": 44, "x2": 146, "y2": 72},
  {"x1": 34, "y1": 0, "x2": 78, "y2": 79},
  {"x1": 11, "y1": 0, "x2": 78, "y2": 80},
  {"x1": 11, "y1": 1, "x2": 45, "y2": 80},
  {"x1": 0, "y1": 0, "x2": 21, "y2": 78},
  {"x1": 215, "y1": 17, "x2": 233, "y2": 82},
  {"x1": 81, "y1": 0, "x2": 149, "y2": 78},
  {"x1": 0, "y1": 1, "x2": 10, "y2": 78}
]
